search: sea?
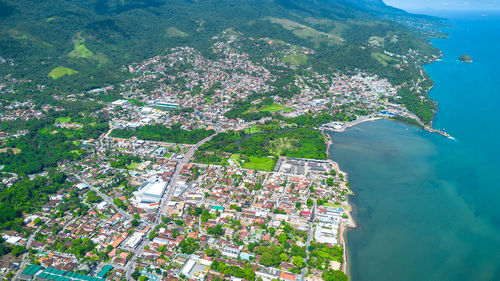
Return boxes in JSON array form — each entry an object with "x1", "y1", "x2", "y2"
[{"x1": 328, "y1": 11, "x2": 500, "y2": 281}]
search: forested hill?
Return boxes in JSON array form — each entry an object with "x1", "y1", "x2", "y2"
[{"x1": 0, "y1": 0, "x2": 440, "y2": 90}]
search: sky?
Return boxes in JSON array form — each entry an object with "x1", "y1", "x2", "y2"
[{"x1": 383, "y1": 0, "x2": 500, "y2": 11}]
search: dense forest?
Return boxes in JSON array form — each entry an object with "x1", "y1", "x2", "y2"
[
  {"x1": 0, "y1": 170, "x2": 69, "y2": 231},
  {"x1": 0, "y1": 0, "x2": 440, "y2": 92},
  {"x1": 109, "y1": 123, "x2": 215, "y2": 144},
  {"x1": 194, "y1": 128, "x2": 327, "y2": 168}
]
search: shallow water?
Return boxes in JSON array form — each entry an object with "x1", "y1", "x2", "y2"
[{"x1": 330, "y1": 11, "x2": 500, "y2": 281}]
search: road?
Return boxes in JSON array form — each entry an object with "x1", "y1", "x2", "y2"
[
  {"x1": 125, "y1": 133, "x2": 216, "y2": 280},
  {"x1": 13, "y1": 225, "x2": 43, "y2": 281},
  {"x1": 74, "y1": 174, "x2": 134, "y2": 221},
  {"x1": 301, "y1": 199, "x2": 316, "y2": 281}
]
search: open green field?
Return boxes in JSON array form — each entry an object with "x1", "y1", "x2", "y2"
[
  {"x1": 244, "y1": 126, "x2": 263, "y2": 134},
  {"x1": 244, "y1": 103, "x2": 293, "y2": 114},
  {"x1": 283, "y1": 54, "x2": 308, "y2": 65},
  {"x1": 127, "y1": 161, "x2": 140, "y2": 170},
  {"x1": 69, "y1": 43, "x2": 93, "y2": 58},
  {"x1": 371, "y1": 52, "x2": 397, "y2": 67},
  {"x1": 229, "y1": 153, "x2": 242, "y2": 166},
  {"x1": 242, "y1": 156, "x2": 276, "y2": 171},
  {"x1": 259, "y1": 103, "x2": 294, "y2": 112},
  {"x1": 56, "y1": 117, "x2": 71, "y2": 123},
  {"x1": 49, "y1": 67, "x2": 78, "y2": 79},
  {"x1": 166, "y1": 26, "x2": 188, "y2": 38}
]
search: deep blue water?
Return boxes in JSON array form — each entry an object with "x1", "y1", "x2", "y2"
[{"x1": 329, "y1": 11, "x2": 500, "y2": 281}]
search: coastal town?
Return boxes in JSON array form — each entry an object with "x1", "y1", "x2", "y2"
[{"x1": 0, "y1": 28, "x2": 442, "y2": 281}]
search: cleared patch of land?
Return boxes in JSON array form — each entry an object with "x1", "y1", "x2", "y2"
[
  {"x1": 127, "y1": 162, "x2": 140, "y2": 170},
  {"x1": 69, "y1": 43, "x2": 93, "y2": 58},
  {"x1": 244, "y1": 103, "x2": 293, "y2": 114},
  {"x1": 267, "y1": 17, "x2": 343, "y2": 47},
  {"x1": 0, "y1": 148, "x2": 21, "y2": 154},
  {"x1": 48, "y1": 67, "x2": 78, "y2": 79},
  {"x1": 166, "y1": 27, "x2": 188, "y2": 38},
  {"x1": 55, "y1": 117, "x2": 71, "y2": 123},
  {"x1": 283, "y1": 54, "x2": 308, "y2": 65},
  {"x1": 371, "y1": 52, "x2": 396, "y2": 67},
  {"x1": 242, "y1": 156, "x2": 276, "y2": 171}
]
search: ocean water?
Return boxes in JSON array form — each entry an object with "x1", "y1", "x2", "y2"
[{"x1": 329, "y1": 12, "x2": 500, "y2": 281}]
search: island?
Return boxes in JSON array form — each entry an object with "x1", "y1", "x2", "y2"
[{"x1": 459, "y1": 54, "x2": 473, "y2": 63}]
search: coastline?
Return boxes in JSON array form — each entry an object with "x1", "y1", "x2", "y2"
[
  {"x1": 323, "y1": 130, "x2": 356, "y2": 278},
  {"x1": 323, "y1": 115, "x2": 455, "y2": 279}
]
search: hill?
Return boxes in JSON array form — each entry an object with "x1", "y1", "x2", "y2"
[{"x1": 0, "y1": 0, "x2": 440, "y2": 90}]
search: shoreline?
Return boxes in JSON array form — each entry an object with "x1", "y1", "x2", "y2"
[
  {"x1": 324, "y1": 136, "x2": 356, "y2": 278},
  {"x1": 323, "y1": 114, "x2": 454, "y2": 280},
  {"x1": 322, "y1": 115, "x2": 455, "y2": 140}
]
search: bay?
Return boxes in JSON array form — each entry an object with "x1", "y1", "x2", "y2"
[{"x1": 330, "y1": 11, "x2": 500, "y2": 281}]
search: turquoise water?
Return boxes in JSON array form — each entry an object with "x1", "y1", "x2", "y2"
[{"x1": 329, "y1": 12, "x2": 500, "y2": 281}]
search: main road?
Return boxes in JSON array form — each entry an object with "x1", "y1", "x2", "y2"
[{"x1": 125, "y1": 133, "x2": 216, "y2": 280}]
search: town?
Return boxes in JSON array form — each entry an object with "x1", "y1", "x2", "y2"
[{"x1": 0, "y1": 28, "x2": 433, "y2": 281}]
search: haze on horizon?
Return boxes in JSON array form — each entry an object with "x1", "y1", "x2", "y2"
[{"x1": 384, "y1": 0, "x2": 500, "y2": 11}]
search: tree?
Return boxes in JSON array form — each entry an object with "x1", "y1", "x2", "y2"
[
  {"x1": 322, "y1": 270, "x2": 347, "y2": 281},
  {"x1": 280, "y1": 253, "x2": 289, "y2": 262},
  {"x1": 292, "y1": 256, "x2": 305, "y2": 268},
  {"x1": 85, "y1": 190, "x2": 103, "y2": 204},
  {"x1": 207, "y1": 224, "x2": 225, "y2": 237},
  {"x1": 11, "y1": 245, "x2": 27, "y2": 257},
  {"x1": 179, "y1": 238, "x2": 200, "y2": 254},
  {"x1": 326, "y1": 177, "x2": 334, "y2": 186}
]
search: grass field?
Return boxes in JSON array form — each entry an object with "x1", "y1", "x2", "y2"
[
  {"x1": 242, "y1": 156, "x2": 276, "y2": 171},
  {"x1": 69, "y1": 43, "x2": 93, "y2": 58},
  {"x1": 371, "y1": 52, "x2": 396, "y2": 67},
  {"x1": 245, "y1": 103, "x2": 293, "y2": 114},
  {"x1": 55, "y1": 117, "x2": 71, "y2": 123},
  {"x1": 260, "y1": 104, "x2": 293, "y2": 112},
  {"x1": 244, "y1": 126, "x2": 263, "y2": 134},
  {"x1": 283, "y1": 54, "x2": 308, "y2": 65},
  {"x1": 229, "y1": 153, "x2": 242, "y2": 166},
  {"x1": 166, "y1": 26, "x2": 188, "y2": 38},
  {"x1": 49, "y1": 67, "x2": 78, "y2": 79},
  {"x1": 127, "y1": 162, "x2": 140, "y2": 170}
]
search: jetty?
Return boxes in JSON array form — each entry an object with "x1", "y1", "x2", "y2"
[{"x1": 424, "y1": 126, "x2": 455, "y2": 139}]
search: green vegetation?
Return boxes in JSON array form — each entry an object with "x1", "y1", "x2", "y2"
[
  {"x1": 68, "y1": 36, "x2": 94, "y2": 59},
  {"x1": 166, "y1": 27, "x2": 188, "y2": 38},
  {"x1": 85, "y1": 190, "x2": 103, "y2": 204},
  {"x1": 371, "y1": 52, "x2": 397, "y2": 67},
  {"x1": 55, "y1": 117, "x2": 71, "y2": 123},
  {"x1": 194, "y1": 128, "x2": 326, "y2": 168},
  {"x1": 242, "y1": 156, "x2": 276, "y2": 171},
  {"x1": 0, "y1": 111, "x2": 108, "y2": 174},
  {"x1": 0, "y1": 171, "x2": 68, "y2": 230},
  {"x1": 391, "y1": 86, "x2": 436, "y2": 124},
  {"x1": 283, "y1": 54, "x2": 308, "y2": 65},
  {"x1": 255, "y1": 245, "x2": 284, "y2": 267},
  {"x1": 126, "y1": 161, "x2": 141, "y2": 170},
  {"x1": 257, "y1": 103, "x2": 293, "y2": 113},
  {"x1": 459, "y1": 54, "x2": 472, "y2": 63},
  {"x1": 286, "y1": 112, "x2": 355, "y2": 127},
  {"x1": 322, "y1": 270, "x2": 348, "y2": 281},
  {"x1": 178, "y1": 238, "x2": 200, "y2": 254},
  {"x1": 48, "y1": 67, "x2": 78, "y2": 79},
  {"x1": 0, "y1": 0, "x2": 442, "y2": 107},
  {"x1": 210, "y1": 260, "x2": 255, "y2": 280},
  {"x1": 307, "y1": 242, "x2": 344, "y2": 270},
  {"x1": 110, "y1": 124, "x2": 214, "y2": 144}
]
